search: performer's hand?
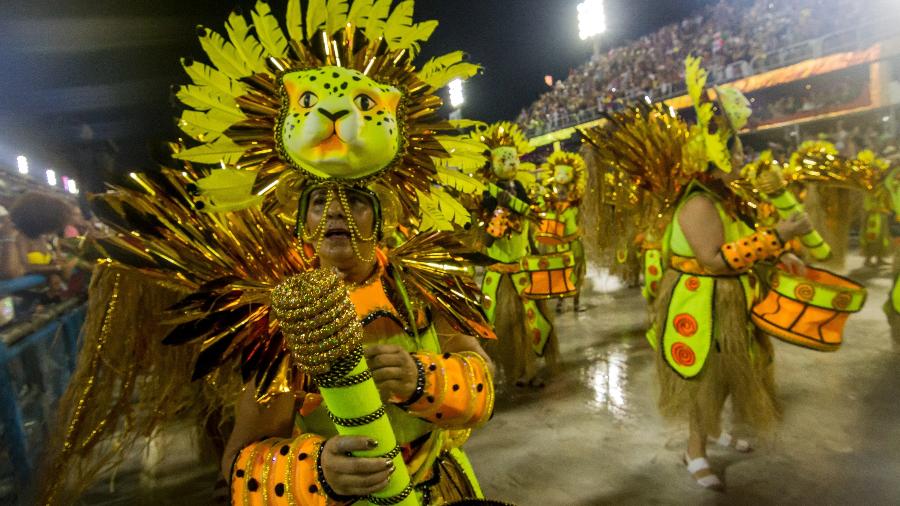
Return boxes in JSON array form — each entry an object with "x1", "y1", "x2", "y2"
[
  {"x1": 365, "y1": 344, "x2": 418, "y2": 403},
  {"x1": 780, "y1": 252, "x2": 807, "y2": 276},
  {"x1": 321, "y1": 436, "x2": 393, "y2": 496},
  {"x1": 775, "y1": 212, "x2": 813, "y2": 241}
]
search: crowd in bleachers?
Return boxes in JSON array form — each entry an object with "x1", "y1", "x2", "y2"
[{"x1": 518, "y1": 0, "x2": 869, "y2": 135}]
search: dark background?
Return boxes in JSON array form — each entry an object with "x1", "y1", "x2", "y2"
[{"x1": 0, "y1": 0, "x2": 714, "y2": 189}]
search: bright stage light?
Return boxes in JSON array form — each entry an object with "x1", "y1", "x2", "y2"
[
  {"x1": 448, "y1": 79, "x2": 464, "y2": 108},
  {"x1": 16, "y1": 155, "x2": 28, "y2": 174},
  {"x1": 66, "y1": 179, "x2": 79, "y2": 194},
  {"x1": 578, "y1": 0, "x2": 607, "y2": 41},
  {"x1": 46, "y1": 169, "x2": 57, "y2": 186}
]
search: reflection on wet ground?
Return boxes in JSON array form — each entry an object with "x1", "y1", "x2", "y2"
[{"x1": 468, "y1": 256, "x2": 900, "y2": 505}]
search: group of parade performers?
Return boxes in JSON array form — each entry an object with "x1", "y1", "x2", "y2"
[{"x1": 33, "y1": 1, "x2": 900, "y2": 504}]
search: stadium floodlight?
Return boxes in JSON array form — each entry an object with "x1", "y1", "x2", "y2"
[
  {"x1": 448, "y1": 79, "x2": 465, "y2": 108},
  {"x1": 577, "y1": 0, "x2": 607, "y2": 41},
  {"x1": 16, "y1": 155, "x2": 28, "y2": 174},
  {"x1": 46, "y1": 169, "x2": 57, "y2": 186}
]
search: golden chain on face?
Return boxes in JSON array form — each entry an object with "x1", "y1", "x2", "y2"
[{"x1": 302, "y1": 185, "x2": 376, "y2": 263}]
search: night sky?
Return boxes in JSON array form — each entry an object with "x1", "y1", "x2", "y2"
[{"x1": 0, "y1": 0, "x2": 716, "y2": 182}]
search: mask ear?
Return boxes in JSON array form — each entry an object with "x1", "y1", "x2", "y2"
[{"x1": 382, "y1": 87, "x2": 401, "y2": 114}]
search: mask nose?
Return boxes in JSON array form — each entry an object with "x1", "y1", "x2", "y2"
[{"x1": 317, "y1": 108, "x2": 350, "y2": 122}]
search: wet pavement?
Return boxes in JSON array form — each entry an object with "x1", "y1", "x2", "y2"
[
  {"x1": 467, "y1": 256, "x2": 900, "y2": 505},
  {"x1": 80, "y1": 255, "x2": 899, "y2": 505}
]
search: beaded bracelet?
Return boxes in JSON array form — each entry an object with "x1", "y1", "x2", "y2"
[
  {"x1": 315, "y1": 440, "x2": 357, "y2": 503},
  {"x1": 396, "y1": 354, "x2": 426, "y2": 408}
]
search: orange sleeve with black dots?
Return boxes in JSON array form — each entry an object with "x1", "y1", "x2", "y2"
[
  {"x1": 719, "y1": 227, "x2": 784, "y2": 272},
  {"x1": 231, "y1": 434, "x2": 334, "y2": 506},
  {"x1": 404, "y1": 351, "x2": 494, "y2": 429}
]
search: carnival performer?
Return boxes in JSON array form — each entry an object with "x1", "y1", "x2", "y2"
[
  {"x1": 884, "y1": 163, "x2": 900, "y2": 342},
  {"x1": 476, "y1": 122, "x2": 558, "y2": 388},
  {"x1": 583, "y1": 56, "x2": 813, "y2": 491},
  {"x1": 39, "y1": 2, "x2": 500, "y2": 505},
  {"x1": 532, "y1": 151, "x2": 587, "y2": 313}
]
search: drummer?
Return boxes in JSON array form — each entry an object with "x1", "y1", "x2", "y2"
[{"x1": 652, "y1": 86, "x2": 814, "y2": 490}]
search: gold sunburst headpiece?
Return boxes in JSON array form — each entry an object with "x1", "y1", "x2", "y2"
[
  {"x1": 175, "y1": 0, "x2": 485, "y2": 226},
  {"x1": 472, "y1": 121, "x2": 535, "y2": 182},
  {"x1": 542, "y1": 150, "x2": 587, "y2": 201}
]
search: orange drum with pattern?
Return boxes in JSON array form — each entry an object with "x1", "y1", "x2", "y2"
[
  {"x1": 751, "y1": 264, "x2": 866, "y2": 351},
  {"x1": 534, "y1": 218, "x2": 567, "y2": 245},
  {"x1": 520, "y1": 252, "x2": 578, "y2": 299}
]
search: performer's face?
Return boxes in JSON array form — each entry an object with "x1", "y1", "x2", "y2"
[{"x1": 304, "y1": 186, "x2": 376, "y2": 264}]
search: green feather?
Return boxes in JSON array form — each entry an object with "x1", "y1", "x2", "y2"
[
  {"x1": 347, "y1": 0, "x2": 373, "y2": 27},
  {"x1": 181, "y1": 59, "x2": 248, "y2": 98},
  {"x1": 286, "y1": 0, "x2": 304, "y2": 42},
  {"x1": 306, "y1": 0, "x2": 328, "y2": 39},
  {"x1": 198, "y1": 26, "x2": 252, "y2": 78},
  {"x1": 416, "y1": 189, "x2": 454, "y2": 232},
  {"x1": 176, "y1": 85, "x2": 244, "y2": 120},
  {"x1": 173, "y1": 139, "x2": 247, "y2": 165},
  {"x1": 251, "y1": 0, "x2": 288, "y2": 58},
  {"x1": 432, "y1": 187, "x2": 471, "y2": 227},
  {"x1": 364, "y1": 0, "x2": 392, "y2": 41},
  {"x1": 418, "y1": 51, "x2": 479, "y2": 89},
  {"x1": 326, "y1": 0, "x2": 349, "y2": 35},
  {"x1": 225, "y1": 11, "x2": 267, "y2": 74},
  {"x1": 399, "y1": 20, "x2": 436, "y2": 57},
  {"x1": 384, "y1": 0, "x2": 414, "y2": 50},
  {"x1": 178, "y1": 110, "x2": 239, "y2": 142},
  {"x1": 436, "y1": 166, "x2": 484, "y2": 194}
]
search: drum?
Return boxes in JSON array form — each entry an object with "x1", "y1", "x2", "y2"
[
  {"x1": 534, "y1": 218, "x2": 566, "y2": 245},
  {"x1": 518, "y1": 251, "x2": 578, "y2": 299},
  {"x1": 751, "y1": 265, "x2": 866, "y2": 351}
]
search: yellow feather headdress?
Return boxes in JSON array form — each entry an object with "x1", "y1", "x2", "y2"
[
  {"x1": 542, "y1": 150, "x2": 587, "y2": 201},
  {"x1": 175, "y1": 0, "x2": 484, "y2": 223},
  {"x1": 474, "y1": 121, "x2": 535, "y2": 155}
]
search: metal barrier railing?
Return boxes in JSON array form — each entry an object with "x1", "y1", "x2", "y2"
[{"x1": 0, "y1": 276, "x2": 85, "y2": 504}]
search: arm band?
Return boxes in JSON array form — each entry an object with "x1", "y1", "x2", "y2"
[
  {"x1": 231, "y1": 434, "x2": 338, "y2": 505},
  {"x1": 404, "y1": 351, "x2": 494, "y2": 428},
  {"x1": 719, "y1": 228, "x2": 784, "y2": 272}
]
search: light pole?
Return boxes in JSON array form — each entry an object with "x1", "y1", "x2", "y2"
[
  {"x1": 448, "y1": 78, "x2": 464, "y2": 121},
  {"x1": 577, "y1": 0, "x2": 607, "y2": 59}
]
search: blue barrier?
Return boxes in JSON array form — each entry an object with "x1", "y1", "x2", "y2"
[
  {"x1": 0, "y1": 291, "x2": 85, "y2": 504},
  {"x1": 0, "y1": 275, "x2": 46, "y2": 298}
]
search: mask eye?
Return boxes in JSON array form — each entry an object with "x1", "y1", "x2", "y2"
[
  {"x1": 354, "y1": 94, "x2": 375, "y2": 112},
  {"x1": 299, "y1": 91, "x2": 318, "y2": 108}
]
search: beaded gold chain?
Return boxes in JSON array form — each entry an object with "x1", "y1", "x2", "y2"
[{"x1": 300, "y1": 185, "x2": 377, "y2": 263}]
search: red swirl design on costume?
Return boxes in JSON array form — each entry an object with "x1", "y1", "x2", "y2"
[
  {"x1": 685, "y1": 276, "x2": 700, "y2": 292},
  {"x1": 794, "y1": 283, "x2": 815, "y2": 302},
  {"x1": 648, "y1": 265, "x2": 659, "y2": 276},
  {"x1": 832, "y1": 292, "x2": 852, "y2": 310},
  {"x1": 673, "y1": 313, "x2": 698, "y2": 337},
  {"x1": 670, "y1": 342, "x2": 696, "y2": 367}
]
